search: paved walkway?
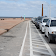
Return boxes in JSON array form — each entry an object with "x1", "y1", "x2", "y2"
[
  {"x1": 0, "y1": 21, "x2": 27, "y2": 56},
  {"x1": 0, "y1": 18, "x2": 30, "y2": 35},
  {"x1": 29, "y1": 21, "x2": 55, "y2": 56},
  {"x1": 0, "y1": 21, "x2": 55, "y2": 56}
]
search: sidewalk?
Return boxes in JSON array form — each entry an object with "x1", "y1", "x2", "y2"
[{"x1": 0, "y1": 18, "x2": 30, "y2": 35}]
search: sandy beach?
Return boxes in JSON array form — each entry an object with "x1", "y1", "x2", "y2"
[{"x1": 0, "y1": 18, "x2": 30, "y2": 35}]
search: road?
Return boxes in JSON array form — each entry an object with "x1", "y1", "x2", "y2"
[{"x1": 0, "y1": 20, "x2": 56, "y2": 56}]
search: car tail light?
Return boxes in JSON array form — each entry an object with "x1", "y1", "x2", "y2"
[{"x1": 52, "y1": 32, "x2": 53, "y2": 34}]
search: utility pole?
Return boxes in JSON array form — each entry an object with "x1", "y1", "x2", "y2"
[{"x1": 42, "y1": 4, "x2": 43, "y2": 16}]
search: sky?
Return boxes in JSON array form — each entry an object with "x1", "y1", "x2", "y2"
[{"x1": 0, "y1": 0, "x2": 56, "y2": 17}]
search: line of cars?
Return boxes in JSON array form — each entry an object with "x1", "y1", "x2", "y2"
[{"x1": 31, "y1": 16, "x2": 56, "y2": 43}]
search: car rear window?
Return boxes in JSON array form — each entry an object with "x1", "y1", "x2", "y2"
[
  {"x1": 50, "y1": 20, "x2": 56, "y2": 26},
  {"x1": 35, "y1": 18, "x2": 38, "y2": 21},
  {"x1": 43, "y1": 19, "x2": 48, "y2": 22},
  {"x1": 38, "y1": 17, "x2": 43, "y2": 20}
]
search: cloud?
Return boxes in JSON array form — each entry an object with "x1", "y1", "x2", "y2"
[
  {"x1": 0, "y1": 0, "x2": 56, "y2": 17},
  {"x1": 6, "y1": 0, "x2": 20, "y2": 2}
]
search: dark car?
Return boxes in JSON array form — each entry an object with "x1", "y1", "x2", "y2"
[
  {"x1": 35, "y1": 16, "x2": 44, "y2": 28},
  {"x1": 31, "y1": 17, "x2": 38, "y2": 24},
  {"x1": 31, "y1": 18, "x2": 35, "y2": 23},
  {"x1": 34, "y1": 18, "x2": 38, "y2": 25},
  {"x1": 31, "y1": 18, "x2": 34, "y2": 22},
  {"x1": 34, "y1": 18, "x2": 38, "y2": 24}
]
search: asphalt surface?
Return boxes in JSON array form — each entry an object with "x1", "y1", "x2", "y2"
[
  {"x1": 0, "y1": 20, "x2": 56, "y2": 56},
  {"x1": 31, "y1": 22, "x2": 56, "y2": 56},
  {"x1": 0, "y1": 21, "x2": 27, "y2": 56},
  {"x1": 36, "y1": 25, "x2": 56, "y2": 56}
]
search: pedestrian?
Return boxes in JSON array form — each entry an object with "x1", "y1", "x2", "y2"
[{"x1": 21, "y1": 16, "x2": 22, "y2": 20}]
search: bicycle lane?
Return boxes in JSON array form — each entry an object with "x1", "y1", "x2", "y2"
[{"x1": 29, "y1": 21, "x2": 55, "y2": 56}]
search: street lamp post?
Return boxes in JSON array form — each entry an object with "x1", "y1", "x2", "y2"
[
  {"x1": 49, "y1": 0, "x2": 51, "y2": 18},
  {"x1": 48, "y1": 5, "x2": 49, "y2": 17},
  {"x1": 24, "y1": 14, "x2": 25, "y2": 20},
  {"x1": 46, "y1": 0, "x2": 51, "y2": 18}
]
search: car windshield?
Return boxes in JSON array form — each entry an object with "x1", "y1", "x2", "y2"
[
  {"x1": 38, "y1": 17, "x2": 43, "y2": 20},
  {"x1": 50, "y1": 20, "x2": 56, "y2": 26},
  {"x1": 43, "y1": 19, "x2": 48, "y2": 22}
]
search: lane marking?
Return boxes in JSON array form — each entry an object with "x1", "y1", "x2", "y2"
[
  {"x1": 32, "y1": 41, "x2": 43, "y2": 43},
  {"x1": 36, "y1": 28, "x2": 55, "y2": 56},
  {"x1": 30, "y1": 21, "x2": 55, "y2": 56},
  {"x1": 19, "y1": 21, "x2": 28, "y2": 56},
  {"x1": 32, "y1": 40, "x2": 43, "y2": 42},
  {"x1": 29, "y1": 21, "x2": 33, "y2": 56},
  {"x1": 32, "y1": 43, "x2": 45, "y2": 47},
  {"x1": 33, "y1": 46, "x2": 47, "y2": 50},
  {"x1": 33, "y1": 50, "x2": 50, "y2": 55}
]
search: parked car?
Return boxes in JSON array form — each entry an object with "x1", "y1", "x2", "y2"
[
  {"x1": 34, "y1": 17, "x2": 38, "y2": 24},
  {"x1": 31, "y1": 18, "x2": 35, "y2": 24},
  {"x1": 44, "y1": 18, "x2": 56, "y2": 43},
  {"x1": 31, "y1": 17, "x2": 38, "y2": 24},
  {"x1": 35, "y1": 16, "x2": 44, "y2": 28},
  {"x1": 31, "y1": 18, "x2": 34, "y2": 22},
  {"x1": 39, "y1": 17, "x2": 49, "y2": 33}
]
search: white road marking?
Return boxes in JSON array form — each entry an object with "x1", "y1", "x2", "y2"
[
  {"x1": 32, "y1": 43, "x2": 45, "y2": 46},
  {"x1": 36, "y1": 28, "x2": 55, "y2": 56},
  {"x1": 0, "y1": 48, "x2": 3, "y2": 49},
  {"x1": 33, "y1": 50, "x2": 50, "y2": 55},
  {"x1": 19, "y1": 21, "x2": 55, "y2": 56},
  {"x1": 30, "y1": 21, "x2": 56, "y2": 56},
  {"x1": 19, "y1": 22, "x2": 28, "y2": 56},
  {"x1": 32, "y1": 40, "x2": 43, "y2": 42},
  {"x1": 33, "y1": 46, "x2": 47, "y2": 50},
  {"x1": 29, "y1": 21, "x2": 33, "y2": 56}
]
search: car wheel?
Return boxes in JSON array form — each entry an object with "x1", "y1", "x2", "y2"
[
  {"x1": 48, "y1": 33, "x2": 55, "y2": 43},
  {"x1": 35, "y1": 24, "x2": 36, "y2": 26},
  {"x1": 41, "y1": 28, "x2": 43, "y2": 33},
  {"x1": 45, "y1": 30, "x2": 47, "y2": 37},
  {"x1": 37, "y1": 26, "x2": 39, "y2": 29},
  {"x1": 48, "y1": 33, "x2": 52, "y2": 43},
  {"x1": 45, "y1": 34, "x2": 47, "y2": 37},
  {"x1": 39, "y1": 27, "x2": 41, "y2": 31},
  {"x1": 52, "y1": 38, "x2": 55, "y2": 43}
]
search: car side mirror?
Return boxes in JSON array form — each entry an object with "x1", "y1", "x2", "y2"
[{"x1": 45, "y1": 25, "x2": 49, "y2": 27}]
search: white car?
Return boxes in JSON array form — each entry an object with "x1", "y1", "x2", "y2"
[
  {"x1": 44, "y1": 18, "x2": 56, "y2": 43},
  {"x1": 31, "y1": 18, "x2": 36, "y2": 24},
  {"x1": 31, "y1": 18, "x2": 34, "y2": 22},
  {"x1": 39, "y1": 17, "x2": 49, "y2": 33}
]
